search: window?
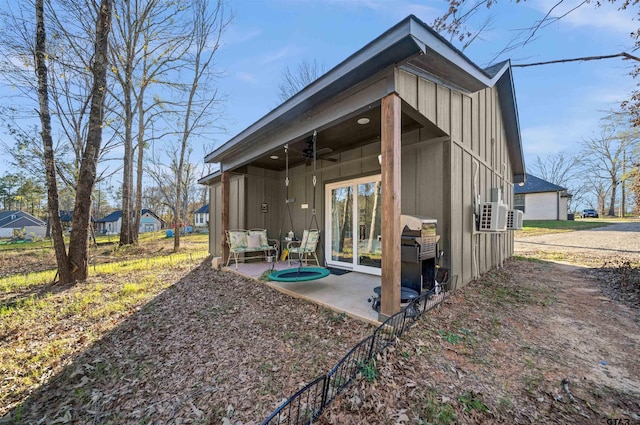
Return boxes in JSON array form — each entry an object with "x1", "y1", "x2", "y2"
[{"x1": 514, "y1": 194, "x2": 525, "y2": 213}]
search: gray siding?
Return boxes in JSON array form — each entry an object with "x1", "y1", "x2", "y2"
[
  {"x1": 396, "y1": 68, "x2": 515, "y2": 289},
  {"x1": 207, "y1": 67, "x2": 518, "y2": 290},
  {"x1": 208, "y1": 174, "x2": 245, "y2": 256}
]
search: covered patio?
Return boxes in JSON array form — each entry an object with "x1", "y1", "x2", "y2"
[
  {"x1": 200, "y1": 15, "x2": 525, "y2": 322},
  {"x1": 226, "y1": 260, "x2": 381, "y2": 324}
]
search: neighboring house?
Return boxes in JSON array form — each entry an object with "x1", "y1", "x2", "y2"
[
  {"x1": 194, "y1": 204, "x2": 209, "y2": 228},
  {"x1": 94, "y1": 209, "x2": 163, "y2": 234},
  {"x1": 60, "y1": 210, "x2": 74, "y2": 229},
  {"x1": 59, "y1": 210, "x2": 97, "y2": 230},
  {"x1": 0, "y1": 210, "x2": 47, "y2": 238},
  {"x1": 514, "y1": 174, "x2": 570, "y2": 220},
  {"x1": 199, "y1": 15, "x2": 525, "y2": 315}
]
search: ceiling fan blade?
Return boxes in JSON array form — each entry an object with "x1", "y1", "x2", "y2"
[{"x1": 316, "y1": 147, "x2": 333, "y2": 156}]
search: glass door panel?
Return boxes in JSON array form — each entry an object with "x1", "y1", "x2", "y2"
[
  {"x1": 325, "y1": 175, "x2": 382, "y2": 275},
  {"x1": 330, "y1": 186, "x2": 353, "y2": 264},
  {"x1": 357, "y1": 181, "x2": 382, "y2": 269}
]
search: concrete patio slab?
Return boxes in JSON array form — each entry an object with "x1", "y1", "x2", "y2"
[{"x1": 224, "y1": 261, "x2": 381, "y2": 324}]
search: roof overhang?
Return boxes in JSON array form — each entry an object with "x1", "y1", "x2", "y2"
[
  {"x1": 203, "y1": 15, "x2": 525, "y2": 183},
  {"x1": 494, "y1": 63, "x2": 526, "y2": 183},
  {"x1": 198, "y1": 170, "x2": 221, "y2": 185}
]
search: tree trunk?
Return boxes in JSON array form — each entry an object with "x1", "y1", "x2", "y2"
[
  {"x1": 67, "y1": 0, "x2": 113, "y2": 281},
  {"x1": 608, "y1": 180, "x2": 617, "y2": 216},
  {"x1": 119, "y1": 81, "x2": 134, "y2": 246},
  {"x1": 338, "y1": 187, "x2": 351, "y2": 252},
  {"x1": 366, "y1": 181, "x2": 380, "y2": 253},
  {"x1": 133, "y1": 92, "x2": 146, "y2": 245},
  {"x1": 35, "y1": 0, "x2": 72, "y2": 284}
]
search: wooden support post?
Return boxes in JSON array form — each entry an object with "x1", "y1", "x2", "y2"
[
  {"x1": 380, "y1": 93, "x2": 401, "y2": 318},
  {"x1": 221, "y1": 171, "x2": 230, "y2": 264}
]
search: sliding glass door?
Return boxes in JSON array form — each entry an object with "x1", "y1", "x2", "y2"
[{"x1": 325, "y1": 175, "x2": 382, "y2": 275}]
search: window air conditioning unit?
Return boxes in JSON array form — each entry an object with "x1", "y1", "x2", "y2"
[
  {"x1": 507, "y1": 209, "x2": 524, "y2": 230},
  {"x1": 478, "y1": 202, "x2": 508, "y2": 232}
]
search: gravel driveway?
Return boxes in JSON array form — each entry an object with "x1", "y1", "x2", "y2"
[{"x1": 515, "y1": 221, "x2": 640, "y2": 262}]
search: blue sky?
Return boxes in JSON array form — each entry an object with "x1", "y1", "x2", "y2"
[
  {"x1": 211, "y1": 0, "x2": 637, "y2": 171},
  {"x1": 0, "y1": 0, "x2": 635, "y2": 185}
]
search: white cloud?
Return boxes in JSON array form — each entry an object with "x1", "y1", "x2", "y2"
[
  {"x1": 530, "y1": 0, "x2": 636, "y2": 36},
  {"x1": 220, "y1": 27, "x2": 263, "y2": 49},
  {"x1": 236, "y1": 71, "x2": 258, "y2": 83},
  {"x1": 261, "y1": 45, "x2": 303, "y2": 64}
]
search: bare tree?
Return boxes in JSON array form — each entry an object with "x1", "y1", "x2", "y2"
[
  {"x1": 432, "y1": 1, "x2": 640, "y2": 125},
  {"x1": 582, "y1": 123, "x2": 637, "y2": 216},
  {"x1": 277, "y1": 58, "x2": 325, "y2": 102},
  {"x1": 35, "y1": 0, "x2": 71, "y2": 283},
  {"x1": 167, "y1": 0, "x2": 228, "y2": 252},
  {"x1": 109, "y1": 0, "x2": 190, "y2": 246},
  {"x1": 33, "y1": 0, "x2": 113, "y2": 283},
  {"x1": 145, "y1": 145, "x2": 200, "y2": 235},
  {"x1": 0, "y1": 2, "x2": 120, "y2": 201},
  {"x1": 66, "y1": 0, "x2": 113, "y2": 281},
  {"x1": 530, "y1": 151, "x2": 585, "y2": 212}
]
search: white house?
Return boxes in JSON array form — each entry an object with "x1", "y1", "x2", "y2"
[
  {"x1": 514, "y1": 174, "x2": 570, "y2": 220},
  {"x1": 95, "y1": 209, "x2": 163, "y2": 234},
  {"x1": 194, "y1": 204, "x2": 209, "y2": 228},
  {"x1": 0, "y1": 210, "x2": 47, "y2": 238}
]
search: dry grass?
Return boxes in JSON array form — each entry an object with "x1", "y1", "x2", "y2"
[{"x1": 0, "y1": 231, "x2": 209, "y2": 279}]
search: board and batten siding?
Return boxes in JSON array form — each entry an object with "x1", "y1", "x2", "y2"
[
  {"x1": 208, "y1": 174, "x2": 246, "y2": 256},
  {"x1": 208, "y1": 131, "x2": 449, "y2": 265},
  {"x1": 396, "y1": 68, "x2": 515, "y2": 289},
  {"x1": 208, "y1": 67, "x2": 517, "y2": 289}
]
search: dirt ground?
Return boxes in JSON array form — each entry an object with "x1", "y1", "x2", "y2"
[{"x1": 322, "y1": 222, "x2": 640, "y2": 424}]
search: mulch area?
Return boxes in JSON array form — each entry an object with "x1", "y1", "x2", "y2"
[{"x1": 5, "y1": 264, "x2": 373, "y2": 424}]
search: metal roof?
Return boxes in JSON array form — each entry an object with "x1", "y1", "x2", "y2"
[{"x1": 514, "y1": 174, "x2": 566, "y2": 194}]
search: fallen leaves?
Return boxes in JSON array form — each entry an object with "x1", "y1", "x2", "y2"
[
  {"x1": 2, "y1": 262, "x2": 372, "y2": 423},
  {"x1": 320, "y1": 259, "x2": 640, "y2": 424}
]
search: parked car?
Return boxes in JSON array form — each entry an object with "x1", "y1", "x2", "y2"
[{"x1": 581, "y1": 209, "x2": 599, "y2": 218}]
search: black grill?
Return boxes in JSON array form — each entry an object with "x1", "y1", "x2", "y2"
[{"x1": 400, "y1": 215, "x2": 437, "y2": 294}]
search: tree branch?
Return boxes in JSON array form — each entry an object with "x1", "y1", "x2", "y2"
[{"x1": 513, "y1": 52, "x2": 640, "y2": 68}]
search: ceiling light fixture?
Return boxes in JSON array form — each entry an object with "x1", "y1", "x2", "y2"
[
  {"x1": 270, "y1": 155, "x2": 279, "y2": 160},
  {"x1": 357, "y1": 117, "x2": 370, "y2": 125}
]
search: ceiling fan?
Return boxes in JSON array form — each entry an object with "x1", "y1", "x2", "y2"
[{"x1": 289, "y1": 134, "x2": 338, "y2": 165}]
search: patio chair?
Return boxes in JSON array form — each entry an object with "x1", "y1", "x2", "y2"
[{"x1": 287, "y1": 229, "x2": 320, "y2": 266}]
